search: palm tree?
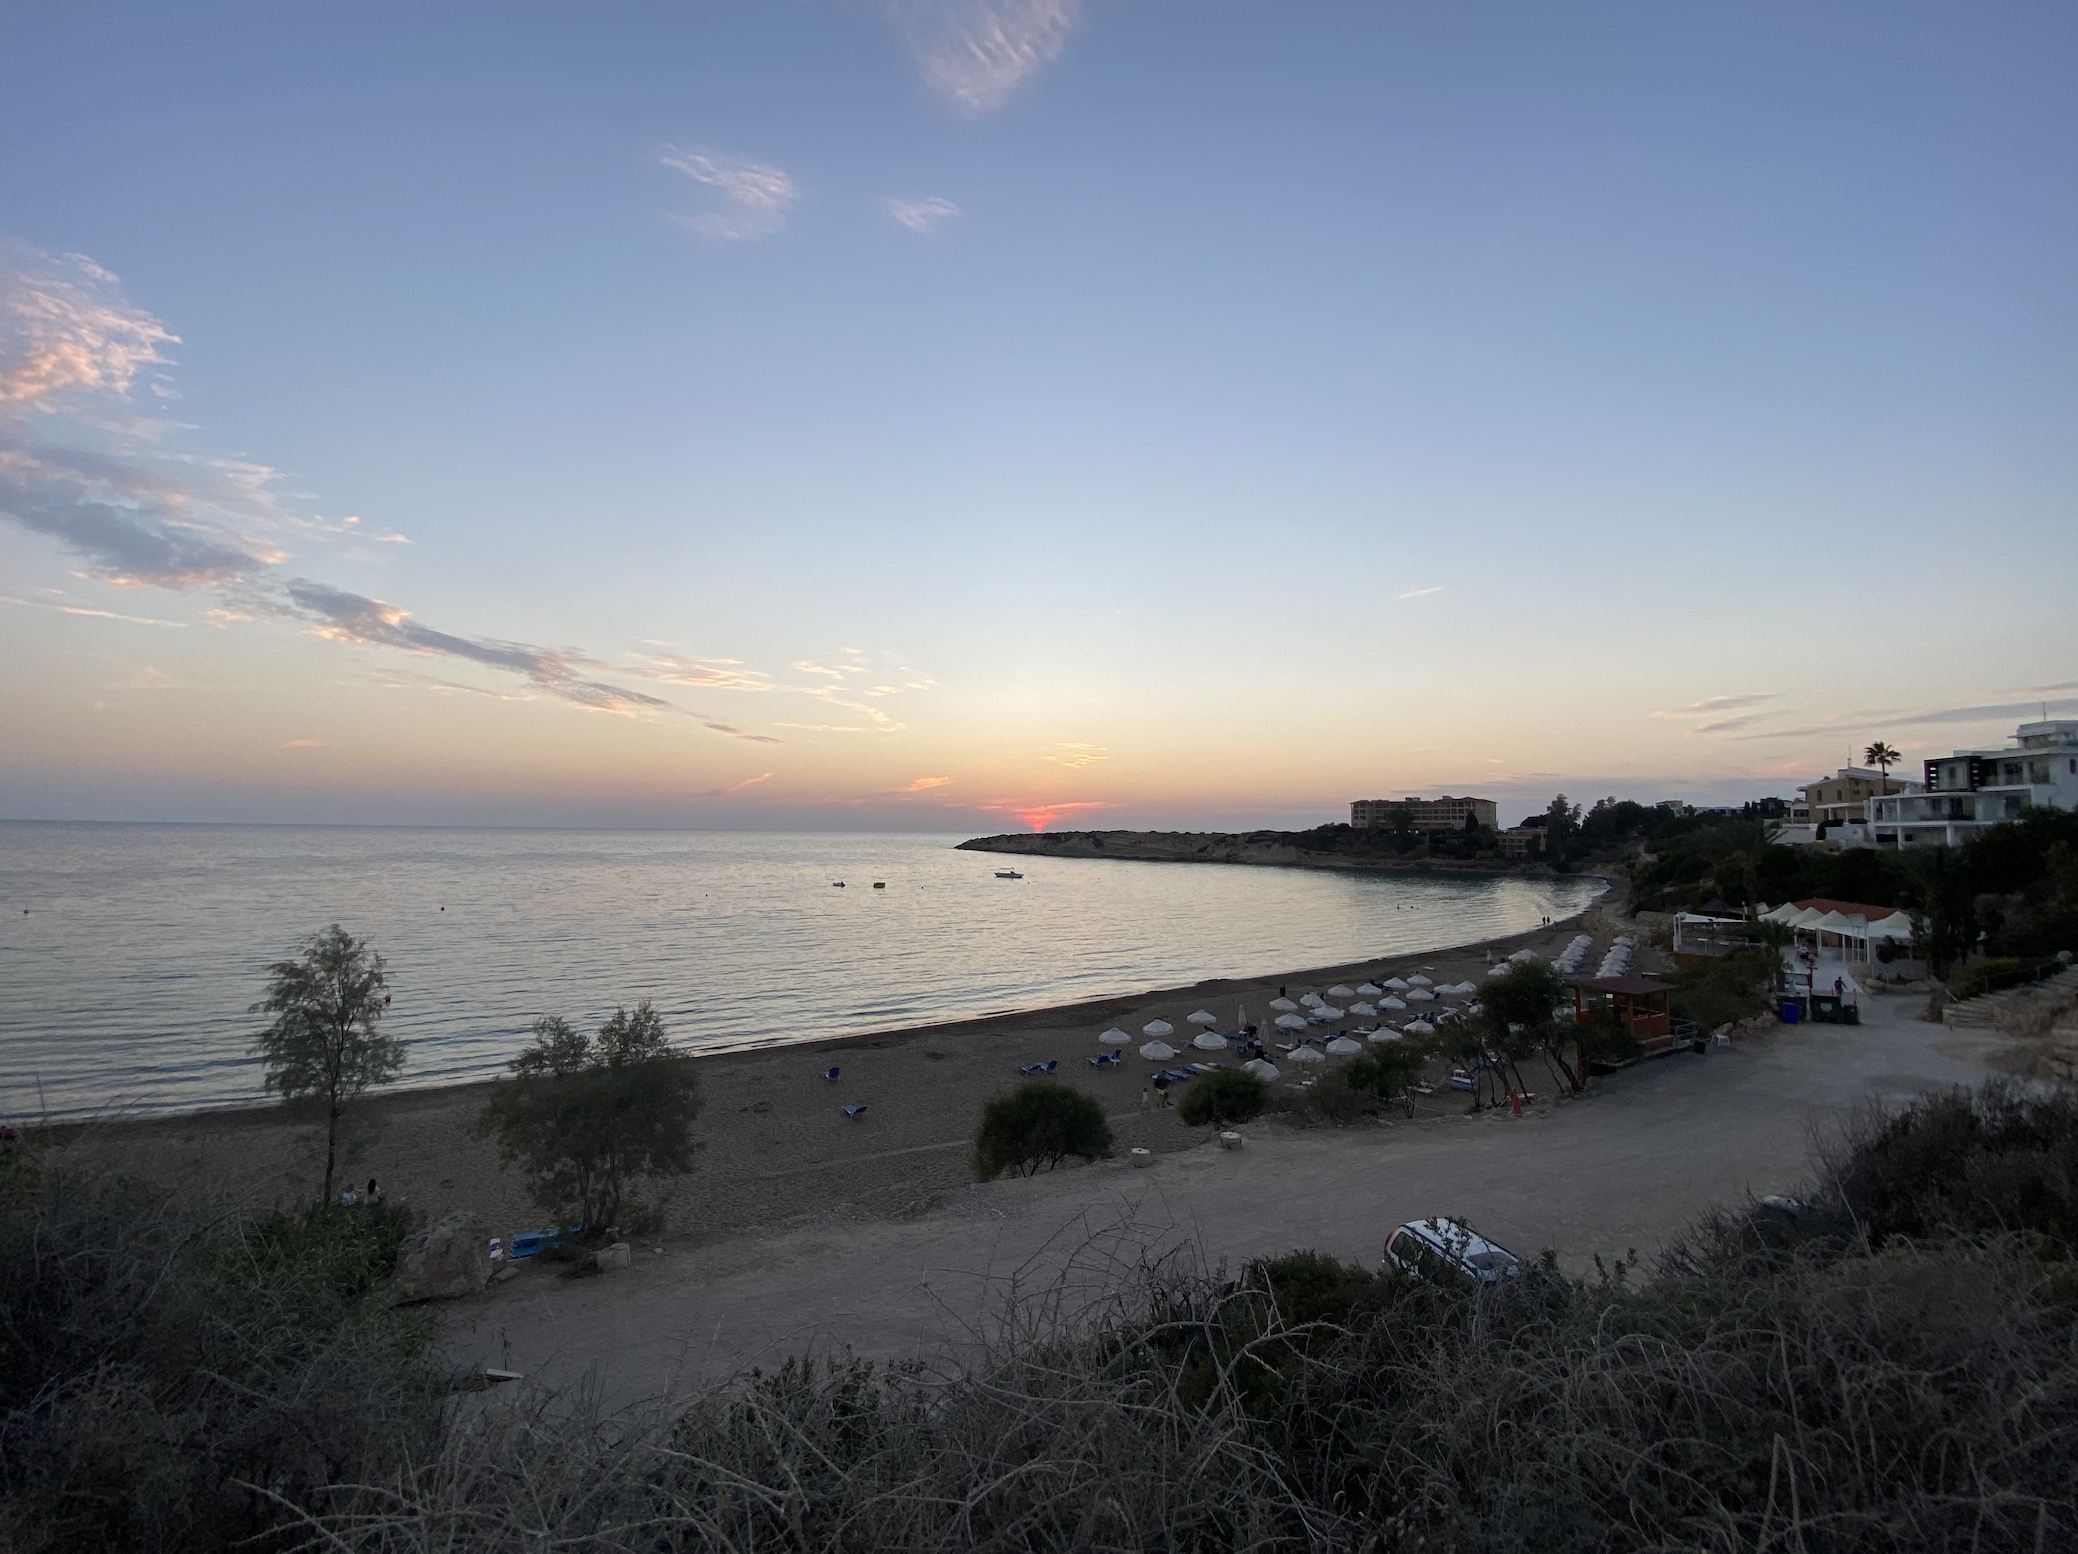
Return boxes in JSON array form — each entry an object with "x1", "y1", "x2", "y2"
[{"x1": 1864, "y1": 740, "x2": 1902, "y2": 782}]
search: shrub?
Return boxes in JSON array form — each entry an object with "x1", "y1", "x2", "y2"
[
  {"x1": 1175, "y1": 1068, "x2": 1268, "y2": 1127},
  {"x1": 972, "y1": 1081, "x2": 1114, "y2": 1180},
  {"x1": 1946, "y1": 956, "x2": 2029, "y2": 1002},
  {"x1": 477, "y1": 1002, "x2": 702, "y2": 1234},
  {"x1": 1343, "y1": 1043, "x2": 1430, "y2": 1107}
]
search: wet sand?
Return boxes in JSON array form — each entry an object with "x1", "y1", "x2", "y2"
[{"x1": 86, "y1": 907, "x2": 1608, "y2": 1248}]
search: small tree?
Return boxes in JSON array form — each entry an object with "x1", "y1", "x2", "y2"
[
  {"x1": 1343, "y1": 1040, "x2": 1431, "y2": 1116},
  {"x1": 1177, "y1": 1068, "x2": 1269, "y2": 1127},
  {"x1": 251, "y1": 925, "x2": 405, "y2": 1206},
  {"x1": 973, "y1": 1082, "x2": 1114, "y2": 1180},
  {"x1": 1865, "y1": 741, "x2": 1902, "y2": 781},
  {"x1": 1480, "y1": 960, "x2": 1575, "y2": 1093},
  {"x1": 477, "y1": 1002, "x2": 701, "y2": 1233}
]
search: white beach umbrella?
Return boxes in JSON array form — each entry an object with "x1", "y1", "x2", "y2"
[
  {"x1": 1191, "y1": 1031, "x2": 1227, "y2": 1051},
  {"x1": 1243, "y1": 1058, "x2": 1281, "y2": 1080},
  {"x1": 1487, "y1": 964, "x2": 1510, "y2": 978},
  {"x1": 1383, "y1": 977, "x2": 1410, "y2": 990},
  {"x1": 1267, "y1": 997, "x2": 1298, "y2": 1012},
  {"x1": 1406, "y1": 974, "x2": 1434, "y2": 988},
  {"x1": 1404, "y1": 1019, "x2": 1436, "y2": 1036},
  {"x1": 1316, "y1": 1005, "x2": 1344, "y2": 1021},
  {"x1": 1326, "y1": 1036, "x2": 1363, "y2": 1056},
  {"x1": 1188, "y1": 1010, "x2": 1218, "y2": 1027},
  {"x1": 1350, "y1": 1001, "x2": 1378, "y2": 1017},
  {"x1": 1143, "y1": 1019, "x2": 1175, "y2": 1037},
  {"x1": 1286, "y1": 1045, "x2": 1326, "y2": 1065},
  {"x1": 1406, "y1": 988, "x2": 1436, "y2": 1002},
  {"x1": 1380, "y1": 996, "x2": 1407, "y2": 1010},
  {"x1": 1327, "y1": 984, "x2": 1356, "y2": 999},
  {"x1": 1509, "y1": 949, "x2": 1539, "y2": 963},
  {"x1": 1300, "y1": 992, "x2": 1324, "y2": 1007},
  {"x1": 1357, "y1": 982, "x2": 1383, "y2": 996},
  {"x1": 1367, "y1": 1028, "x2": 1403, "y2": 1043},
  {"x1": 1098, "y1": 1029, "x2": 1131, "y2": 1048},
  {"x1": 1274, "y1": 1013, "x2": 1308, "y2": 1031},
  {"x1": 1139, "y1": 1040, "x2": 1177, "y2": 1060}
]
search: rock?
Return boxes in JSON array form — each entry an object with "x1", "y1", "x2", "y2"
[
  {"x1": 396, "y1": 1211, "x2": 491, "y2": 1301},
  {"x1": 597, "y1": 1241, "x2": 632, "y2": 1272}
]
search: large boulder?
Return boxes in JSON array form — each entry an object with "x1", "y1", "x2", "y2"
[{"x1": 396, "y1": 1210, "x2": 491, "y2": 1301}]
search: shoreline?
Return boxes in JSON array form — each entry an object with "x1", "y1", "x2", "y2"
[
  {"x1": 957, "y1": 829, "x2": 1569, "y2": 877},
  {"x1": 82, "y1": 889, "x2": 1613, "y2": 1242}
]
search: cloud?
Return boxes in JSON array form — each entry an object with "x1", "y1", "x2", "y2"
[
  {"x1": 627, "y1": 653, "x2": 776, "y2": 692},
  {"x1": 1687, "y1": 715, "x2": 1773, "y2": 736},
  {"x1": 702, "y1": 720, "x2": 785, "y2": 744},
  {"x1": 281, "y1": 738, "x2": 322, "y2": 748},
  {"x1": 2013, "y1": 681, "x2": 2078, "y2": 696},
  {"x1": 890, "y1": 775, "x2": 952, "y2": 792},
  {"x1": 1041, "y1": 741, "x2": 1106, "y2": 769},
  {"x1": 881, "y1": 0, "x2": 1082, "y2": 113},
  {"x1": 0, "y1": 240, "x2": 177, "y2": 409},
  {"x1": 1397, "y1": 585, "x2": 1446, "y2": 600},
  {"x1": 885, "y1": 196, "x2": 961, "y2": 233},
  {"x1": 1, "y1": 592, "x2": 186, "y2": 627},
  {"x1": 1655, "y1": 693, "x2": 1778, "y2": 719},
  {"x1": 660, "y1": 146, "x2": 799, "y2": 240},
  {"x1": 718, "y1": 771, "x2": 773, "y2": 795},
  {"x1": 287, "y1": 580, "x2": 671, "y2": 715},
  {"x1": 1728, "y1": 698, "x2": 2078, "y2": 741}
]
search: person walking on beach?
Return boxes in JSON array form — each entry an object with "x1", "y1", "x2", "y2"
[
  {"x1": 1140, "y1": 1086, "x2": 1150, "y2": 1112},
  {"x1": 1153, "y1": 1075, "x2": 1170, "y2": 1107}
]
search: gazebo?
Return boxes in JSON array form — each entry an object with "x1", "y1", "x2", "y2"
[{"x1": 1569, "y1": 974, "x2": 1678, "y2": 1058}]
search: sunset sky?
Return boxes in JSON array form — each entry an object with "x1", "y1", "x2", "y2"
[{"x1": 3, "y1": 2, "x2": 2074, "y2": 831}]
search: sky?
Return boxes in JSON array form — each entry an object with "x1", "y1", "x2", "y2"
[{"x1": 2, "y1": 1, "x2": 2074, "y2": 832}]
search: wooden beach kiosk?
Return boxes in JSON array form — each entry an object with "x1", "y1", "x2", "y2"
[{"x1": 1569, "y1": 973, "x2": 1680, "y2": 1065}]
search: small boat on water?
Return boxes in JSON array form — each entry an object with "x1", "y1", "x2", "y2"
[
  {"x1": 995, "y1": 869, "x2": 1024, "y2": 879},
  {"x1": 832, "y1": 881, "x2": 846, "y2": 888},
  {"x1": 872, "y1": 881, "x2": 886, "y2": 888}
]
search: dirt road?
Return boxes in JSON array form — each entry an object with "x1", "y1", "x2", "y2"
[{"x1": 447, "y1": 990, "x2": 2000, "y2": 1405}]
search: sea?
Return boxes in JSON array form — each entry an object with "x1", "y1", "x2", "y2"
[{"x1": 0, "y1": 824, "x2": 1602, "y2": 1119}]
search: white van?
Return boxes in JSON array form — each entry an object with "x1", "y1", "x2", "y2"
[{"x1": 1382, "y1": 1218, "x2": 1522, "y2": 1286}]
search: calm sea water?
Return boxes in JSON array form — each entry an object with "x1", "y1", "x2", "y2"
[{"x1": 0, "y1": 824, "x2": 1600, "y2": 1118}]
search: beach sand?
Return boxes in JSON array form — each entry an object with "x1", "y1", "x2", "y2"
[{"x1": 89, "y1": 909, "x2": 1614, "y2": 1248}]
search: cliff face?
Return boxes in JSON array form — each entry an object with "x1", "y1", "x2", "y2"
[{"x1": 954, "y1": 830, "x2": 1544, "y2": 875}]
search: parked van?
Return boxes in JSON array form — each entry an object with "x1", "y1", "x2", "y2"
[{"x1": 1382, "y1": 1218, "x2": 1522, "y2": 1286}]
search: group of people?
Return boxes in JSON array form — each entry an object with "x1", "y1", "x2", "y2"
[{"x1": 339, "y1": 1177, "x2": 383, "y2": 1208}]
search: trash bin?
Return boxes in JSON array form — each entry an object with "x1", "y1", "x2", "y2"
[{"x1": 1779, "y1": 1001, "x2": 1802, "y2": 1024}]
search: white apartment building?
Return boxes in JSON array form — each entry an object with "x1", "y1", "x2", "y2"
[{"x1": 1861, "y1": 720, "x2": 2078, "y2": 847}]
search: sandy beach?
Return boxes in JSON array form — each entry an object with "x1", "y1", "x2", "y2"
[{"x1": 88, "y1": 905, "x2": 1613, "y2": 1247}]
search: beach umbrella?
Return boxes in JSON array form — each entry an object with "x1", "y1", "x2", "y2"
[
  {"x1": 1243, "y1": 1058, "x2": 1281, "y2": 1081},
  {"x1": 1191, "y1": 1031, "x2": 1227, "y2": 1051},
  {"x1": 1487, "y1": 964, "x2": 1510, "y2": 977},
  {"x1": 1350, "y1": 1001, "x2": 1377, "y2": 1017},
  {"x1": 1274, "y1": 1013, "x2": 1308, "y2": 1031},
  {"x1": 1357, "y1": 982, "x2": 1383, "y2": 996},
  {"x1": 1267, "y1": 997, "x2": 1298, "y2": 1012},
  {"x1": 1187, "y1": 1010, "x2": 1217, "y2": 1027},
  {"x1": 1098, "y1": 1028, "x2": 1130, "y2": 1047},
  {"x1": 1139, "y1": 1040, "x2": 1177, "y2": 1060},
  {"x1": 1509, "y1": 949, "x2": 1539, "y2": 963},
  {"x1": 1326, "y1": 1036, "x2": 1363, "y2": 1056},
  {"x1": 1404, "y1": 1019, "x2": 1436, "y2": 1036},
  {"x1": 1381, "y1": 996, "x2": 1407, "y2": 1010},
  {"x1": 1367, "y1": 1028, "x2": 1403, "y2": 1043},
  {"x1": 1286, "y1": 1045, "x2": 1326, "y2": 1065},
  {"x1": 1315, "y1": 1005, "x2": 1344, "y2": 1020},
  {"x1": 1327, "y1": 984, "x2": 1356, "y2": 999},
  {"x1": 1406, "y1": 974, "x2": 1433, "y2": 988},
  {"x1": 1143, "y1": 1019, "x2": 1175, "y2": 1037},
  {"x1": 1406, "y1": 988, "x2": 1436, "y2": 1003},
  {"x1": 1383, "y1": 977, "x2": 1409, "y2": 990},
  {"x1": 1300, "y1": 992, "x2": 1324, "y2": 1007}
]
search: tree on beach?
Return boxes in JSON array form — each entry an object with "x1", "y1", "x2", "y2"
[
  {"x1": 250, "y1": 924, "x2": 406, "y2": 1206},
  {"x1": 1341, "y1": 1040, "x2": 1431, "y2": 1116},
  {"x1": 973, "y1": 1082, "x2": 1114, "y2": 1180},
  {"x1": 1478, "y1": 960, "x2": 1576, "y2": 1094},
  {"x1": 477, "y1": 1002, "x2": 701, "y2": 1234},
  {"x1": 1176, "y1": 1068, "x2": 1268, "y2": 1128}
]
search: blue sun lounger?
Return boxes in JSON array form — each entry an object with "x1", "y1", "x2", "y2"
[
  {"x1": 842, "y1": 1104, "x2": 868, "y2": 1119},
  {"x1": 1018, "y1": 1060, "x2": 1059, "y2": 1075},
  {"x1": 822, "y1": 1066, "x2": 840, "y2": 1082}
]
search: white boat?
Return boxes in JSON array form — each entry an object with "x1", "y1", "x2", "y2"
[{"x1": 994, "y1": 869, "x2": 1024, "y2": 879}]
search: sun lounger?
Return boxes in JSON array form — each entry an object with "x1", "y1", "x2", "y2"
[
  {"x1": 1018, "y1": 1060, "x2": 1060, "y2": 1075},
  {"x1": 842, "y1": 1104, "x2": 868, "y2": 1119},
  {"x1": 822, "y1": 1066, "x2": 840, "y2": 1082}
]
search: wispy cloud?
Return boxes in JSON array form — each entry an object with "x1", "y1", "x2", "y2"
[
  {"x1": 1655, "y1": 693, "x2": 1778, "y2": 719},
  {"x1": 890, "y1": 775, "x2": 952, "y2": 792},
  {"x1": 881, "y1": 0, "x2": 1082, "y2": 113},
  {"x1": 1041, "y1": 741, "x2": 1106, "y2": 769},
  {"x1": 1397, "y1": 585, "x2": 1446, "y2": 600},
  {"x1": 1728, "y1": 698, "x2": 2078, "y2": 741},
  {"x1": 0, "y1": 240, "x2": 177, "y2": 407},
  {"x1": 659, "y1": 146, "x2": 799, "y2": 240},
  {"x1": 2013, "y1": 681, "x2": 2078, "y2": 696},
  {"x1": 281, "y1": 738, "x2": 322, "y2": 749},
  {"x1": 701, "y1": 720, "x2": 785, "y2": 744},
  {"x1": 717, "y1": 771, "x2": 773, "y2": 795},
  {"x1": 2, "y1": 592, "x2": 186, "y2": 627},
  {"x1": 885, "y1": 195, "x2": 961, "y2": 233},
  {"x1": 1688, "y1": 715, "x2": 1771, "y2": 736}
]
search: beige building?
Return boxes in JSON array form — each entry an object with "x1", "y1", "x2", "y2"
[
  {"x1": 1351, "y1": 795, "x2": 1499, "y2": 832},
  {"x1": 1793, "y1": 768, "x2": 1919, "y2": 828}
]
